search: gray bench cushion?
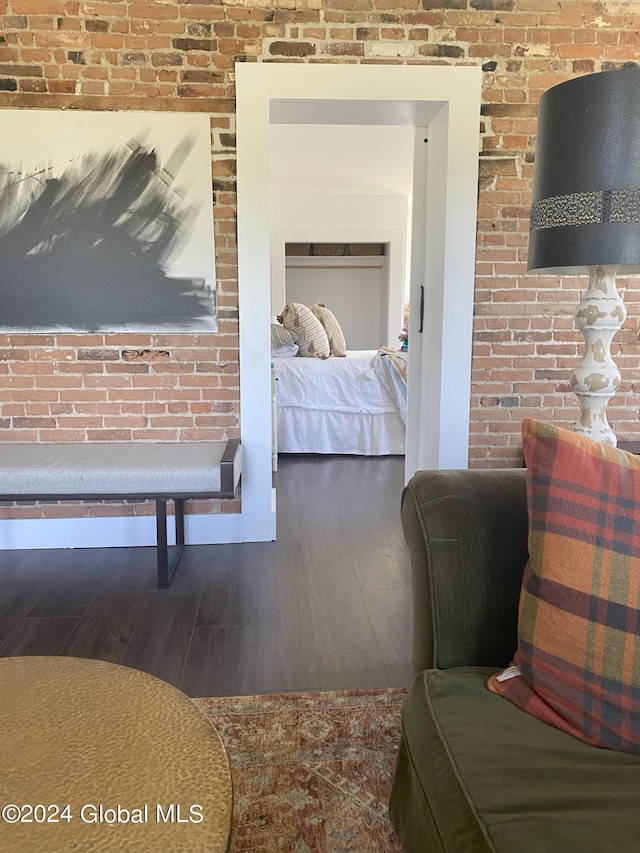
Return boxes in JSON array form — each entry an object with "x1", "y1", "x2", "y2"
[{"x1": 0, "y1": 442, "x2": 242, "y2": 497}]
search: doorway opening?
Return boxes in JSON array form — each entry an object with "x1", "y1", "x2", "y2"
[{"x1": 236, "y1": 63, "x2": 481, "y2": 541}]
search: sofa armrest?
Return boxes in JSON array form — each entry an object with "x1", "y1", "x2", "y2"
[{"x1": 402, "y1": 468, "x2": 529, "y2": 674}]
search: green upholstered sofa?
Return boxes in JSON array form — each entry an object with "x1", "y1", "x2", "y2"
[{"x1": 389, "y1": 468, "x2": 640, "y2": 853}]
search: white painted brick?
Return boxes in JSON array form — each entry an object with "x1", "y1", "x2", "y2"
[{"x1": 366, "y1": 42, "x2": 415, "y2": 57}]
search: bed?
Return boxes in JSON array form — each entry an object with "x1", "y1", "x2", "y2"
[{"x1": 273, "y1": 349, "x2": 407, "y2": 455}]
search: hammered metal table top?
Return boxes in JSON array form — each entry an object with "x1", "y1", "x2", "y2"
[{"x1": 0, "y1": 656, "x2": 232, "y2": 853}]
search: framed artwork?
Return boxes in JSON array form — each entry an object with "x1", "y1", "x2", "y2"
[{"x1": 0, "y1": 110, "x2": 217, "y2": 333}]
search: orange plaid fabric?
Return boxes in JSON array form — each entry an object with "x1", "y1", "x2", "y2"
[{"x1": 488, "y1": 419, "x2": 640, "y2": 753}]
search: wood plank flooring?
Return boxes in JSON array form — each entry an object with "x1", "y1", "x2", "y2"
[{"x1": 0, "y1": 455, "x2": 413, "y2": 697}]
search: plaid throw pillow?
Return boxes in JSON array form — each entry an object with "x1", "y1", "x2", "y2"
[{"x1": 488, "y1": 418, "x2": 640, "y2": 753}]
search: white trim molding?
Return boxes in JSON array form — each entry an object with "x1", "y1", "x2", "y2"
[{"x1": 0, "y1": 512, "x2": 243, "y2": 551}]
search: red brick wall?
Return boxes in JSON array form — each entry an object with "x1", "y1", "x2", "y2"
[{"x1": 1, "y1": 0, "x2": 639, "y2": 516}]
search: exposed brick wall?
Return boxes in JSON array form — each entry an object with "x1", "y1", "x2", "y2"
[{"x1": 1, "y1": 0, "x2": 639, "y2": 513}]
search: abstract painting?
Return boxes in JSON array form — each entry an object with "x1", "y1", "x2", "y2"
[{"x1": 0, "y1": 110, "x2": 217, "y2": 332}]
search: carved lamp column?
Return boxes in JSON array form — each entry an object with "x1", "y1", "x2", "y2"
[{"x1": 528, "y1": 67, "x2": 640, "y2": 446}]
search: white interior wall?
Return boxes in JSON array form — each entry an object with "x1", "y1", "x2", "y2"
[
  {"x1": 284, "y1": 255, "x2": 388, "y2": 349},
  {"x1": 270, "y1": 123, "x2": 415, "y2": 195},
  {"x1": 269, "y1": 124, "x2": 413, "y2": 344}
]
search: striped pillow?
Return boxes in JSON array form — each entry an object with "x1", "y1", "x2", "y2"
[
  {"x1": 310, "y1": 304, "x2": 347, "y2": 358},
  {"x1": 279, "y1": 303, "x2": 330, "y2": 359},
  {"x1": 489, "y1": 418, "x2": 640, "y2": 753}
]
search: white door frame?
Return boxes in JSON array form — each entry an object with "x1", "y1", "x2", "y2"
[{"x1": 236, "y1": 63, "x2": 481, "y2": 542}]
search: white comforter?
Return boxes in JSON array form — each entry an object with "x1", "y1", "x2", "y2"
[
  {"x1": 273, "y1": 349, "x2": 407, "y2": 455},
  {"x1": 274, "y1": 350, "x2": 403, "y2": 416}
]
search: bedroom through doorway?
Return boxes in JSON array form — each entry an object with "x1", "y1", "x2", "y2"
[
  {"x1": 268, "y1": 119, "x2": 413, "y2": 459},
  {"x1": 272, "y1": 241, "x2": 408, "y2": 457}
]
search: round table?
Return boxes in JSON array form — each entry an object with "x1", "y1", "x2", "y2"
[{"x1": 0, "y1": 656, "x2": 232, "y2": 853}]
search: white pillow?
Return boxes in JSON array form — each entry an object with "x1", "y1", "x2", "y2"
[
  {"x1": 272, "y1": 343, "x2": 299, "y2": 357},
  {"x1": 271, "y1": 322, "x2": 299, "y2": 357}
]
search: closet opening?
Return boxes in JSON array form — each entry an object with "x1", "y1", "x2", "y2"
[{"x1": 282, "y1": 242, "x2": 394, "y2": 351}]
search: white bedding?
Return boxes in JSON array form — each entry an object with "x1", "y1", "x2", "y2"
[{"x1": 273, "y1": 350, "x2": 406, "y2": 455}]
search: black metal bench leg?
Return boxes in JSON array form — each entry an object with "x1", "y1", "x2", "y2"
[
  {"x1": 175, "y1": 498, "x2": 185, "y2": 548},
  {"x1": 155, "y1": 498, "x2": 186, "y2": 589}
]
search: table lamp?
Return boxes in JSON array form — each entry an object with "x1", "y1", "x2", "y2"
[{"x1": 528, "y1": 66, "x2": 640, "y2": 446}]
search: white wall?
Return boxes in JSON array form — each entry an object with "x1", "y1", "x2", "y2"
[
  {"x1": 269, "y1": 123, "x2": 414, "y2": 345},
  {"x1": 270, "y1": 123, "x2": 415, "y2": 195}
]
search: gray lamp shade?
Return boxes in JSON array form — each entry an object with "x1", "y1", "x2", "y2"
[{"x1": 528, "y1": 66, "x2": 640, "y2": 273}]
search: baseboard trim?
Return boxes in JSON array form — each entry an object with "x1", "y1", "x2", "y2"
[{"x1": 0, "y1": 513, "x2": 243, "y2": 551}]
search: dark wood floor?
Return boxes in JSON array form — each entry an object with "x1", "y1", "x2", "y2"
[{"x1": 0, "y1": 455, "x2": 413, "y2": 697}]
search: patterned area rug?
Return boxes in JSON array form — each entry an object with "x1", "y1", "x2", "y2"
[{"x1": 193, "y1": 688, "x2": 406, "y2": 853}]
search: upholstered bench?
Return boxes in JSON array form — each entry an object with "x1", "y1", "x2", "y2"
[{"x1": 0, "y1": 439, "x2": 242, "y2": 588}]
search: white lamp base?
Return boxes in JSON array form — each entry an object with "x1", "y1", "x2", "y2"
[{"x1": 570, "y1": 265, "x2": 626, "y2": 446}]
